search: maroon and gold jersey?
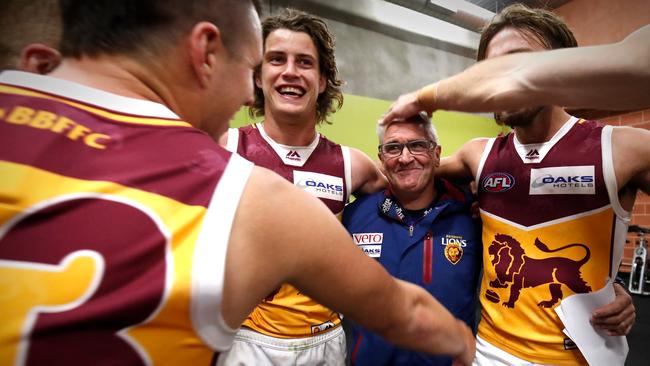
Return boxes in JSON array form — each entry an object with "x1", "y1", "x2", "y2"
[
  {"x1": 0, "y1": 71, "x2": 252, "y2": 365},
  {"x1": 476, "y1": 117, "x2": 630, "y2": 365},
  {"x1": 226, "y1": 123, "x2": 350, "y2": 337}
]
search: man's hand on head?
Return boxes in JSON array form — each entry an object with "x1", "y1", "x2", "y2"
[{"x1": 380, "y1": 90, "x2": 427, "y2": 127}]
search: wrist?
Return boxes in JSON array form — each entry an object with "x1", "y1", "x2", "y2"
[
  {"x1": 455, "y1": 319, "x2": 468, "y2": 355},
  {"x1": 416, "y1": 82, "x2": 439, "y2": 112}
]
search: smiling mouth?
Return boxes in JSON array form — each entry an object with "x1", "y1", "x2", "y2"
[
  {"x1": 395, "y1": 166, "x2": 421, "y2": 173},
  {"x1": 277, "y1": 85, "x2": 305, "y2": 98}
]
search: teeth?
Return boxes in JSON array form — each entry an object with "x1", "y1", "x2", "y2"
[{"x1": 278, "y1": 86, "x2": 304, "y2": 96}]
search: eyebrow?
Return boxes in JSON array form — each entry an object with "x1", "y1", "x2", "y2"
[
  {"x1": 505, "y1": 47, "x2": 536, "y2": 55},
  {"x1": 488, "y1": 46, "x2": 536, "y2": 59},
  {"x1": 384, "y1": 138, "x2": 426, "y2": 143},
  {"x1": 264, "y1": 49, "x2": 317, "y2": 60}
]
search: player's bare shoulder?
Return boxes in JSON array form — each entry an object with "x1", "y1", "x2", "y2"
[
  {"x1": 461, "y1": 137, "x2": 491, "y2": 176},
  {"x1": 438, "y1": 137, "x2": 489, "y2": 183},
  {"x1": 463, "y1": 137, "x2": 490, "y2": 154}
]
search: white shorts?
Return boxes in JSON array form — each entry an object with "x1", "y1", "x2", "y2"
[
  {"x1": 472, "y1": 335, "x2": 558, "y2": 366},
  {"x1": 216, "y1": 326, "x2": 346, "y2": 366}
]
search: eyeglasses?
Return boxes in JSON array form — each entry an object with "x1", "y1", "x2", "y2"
[{"x1": 378, "y1": 139, "x2": 436, "y2": 158}]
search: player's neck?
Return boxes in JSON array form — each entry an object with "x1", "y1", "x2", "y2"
[
  {"x1": 51, "y1": 57, "x2": 169, "y2": 105},
  {"x1": 262, "y1": 114, "x2": 318, "y2": 146},
  {"x1": 513, "y1": 107, "x2": 572, "y2": 144},
  {"x1": 51, "y1": 56, "x2": 199, "y2": 127}
]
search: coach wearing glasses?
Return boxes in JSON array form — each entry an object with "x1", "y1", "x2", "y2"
[{"x1": 342, "y1": 113, "x2": 481, "y2": 366}]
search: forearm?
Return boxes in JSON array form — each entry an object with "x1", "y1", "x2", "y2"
[
  {"x1": 417, "y1": 25, "x2": 650, "y2": 112},
  {"x1": 379, "y1": 280, "x2": 469, "y2": 358},
  {"x1": 513, "y1": 41, "x2": 650, "y2": 111}
]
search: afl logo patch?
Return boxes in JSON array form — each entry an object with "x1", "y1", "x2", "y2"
[
  {"x1": 444, "y1": 242, "x2": 463, "y2": 265},
  {"x1": 482, "y1": 172, "x2": 515, "y2": 193}
]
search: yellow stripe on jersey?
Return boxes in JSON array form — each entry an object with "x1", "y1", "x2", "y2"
[
  {"x1": 243, "y1": 283, "x2": 341, "y2": 338},
  {"x1": 0, "y1": 85, "x2": 191, "y2": 127},
  {"x1": 0, "y1": 161, "x2": 212, "y2": 365},
  {"x1": 0, "y1": 252, "x2": 99, "y2": 365},
  {"x1": 478, "y1": 206, "x2": 615, "y2": 365}
]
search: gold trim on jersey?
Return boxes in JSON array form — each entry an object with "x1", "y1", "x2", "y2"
[
  {"x1": 0, "y1": 162, "x2": 213, "y2": 365},
  {"x1": 243, "y1": 283, "x2": 341, "y2": 338},
  {"x1": 0, "y1": 85, "x2": 191, "y2": 127},
  {"x1": 477, "y1": 207, "x2": 616, "y2": 365}
]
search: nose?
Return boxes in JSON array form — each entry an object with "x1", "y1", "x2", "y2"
[
  {"x1": 397, "y1": 145, "x2": 414, "y2": 163},
  {"x1": 281, "y1": 59, "x2": 298, "y2": 78}
]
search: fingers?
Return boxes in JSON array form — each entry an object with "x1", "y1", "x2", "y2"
[
  {"x1": 379, "y1": 106, "x2": 403, "y2": 127},
  {"x1": 379, "y1": 91, "x2": 423, "y2": 127},
  {"x1": 591, "y1": 283, "x2": 636, "y2": 335},
  {"x1": 592, "y1": 283, "x2": 632, "y2": 317},
  {"x1": 592, "y1": 305, "x2": 636, "y2": 335}
]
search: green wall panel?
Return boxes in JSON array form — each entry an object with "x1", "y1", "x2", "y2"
[{"x1": 230, "y1": 93, "x2": 505, "y2": 158}]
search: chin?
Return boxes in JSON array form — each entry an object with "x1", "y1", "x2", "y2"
[
  {"x1": 275, "y1": 105, "x2": 313, "y2": 121},
  {"x1": 278, "y1": 104, "x2": 306, "y2": 115},
  {"x1": 495, "y1": 106, "x2": 544, "y2": 128},
  {"x1": 393, "y1": 180, "x2": 422, "y2": 192}
]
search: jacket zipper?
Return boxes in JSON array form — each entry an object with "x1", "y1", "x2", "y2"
[{"x1": 423, "y1": 231, "x2": 433, "y2": 284}]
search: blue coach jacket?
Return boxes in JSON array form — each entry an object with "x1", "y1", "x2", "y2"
[{"x1": 342, "y1": 179, "x2": 481, "y2": 366}]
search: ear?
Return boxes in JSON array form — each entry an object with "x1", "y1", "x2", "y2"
[
  {"x1": 433, "y1": 145, "x2": 442, "y2": 167},
  {"x1": 20, "y1": 44, "x2": 61, "y2": 74},
  {"x1": 188, "y1": 21, "x2": 224, "y2": 88}
]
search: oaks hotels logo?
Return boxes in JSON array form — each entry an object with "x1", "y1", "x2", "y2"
[
  {"x1": 529, "y1": 166, "x2": 595, "y2": 195},
  {"x1": 293, "y1": 171, "x2": 344, "y2": 201}
]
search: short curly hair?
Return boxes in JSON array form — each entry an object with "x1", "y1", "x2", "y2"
[
  {"x1": 477, "y1": 4, "x2": 577, "y2": 62},
  {"x1": 249, "y1": 8, "x2": 344, "y2": 124}
]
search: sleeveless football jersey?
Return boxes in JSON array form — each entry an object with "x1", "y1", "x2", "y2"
[
  {"x1": 476, "y1": 116, "x2": 630, "y2": 365},
  {"x1": 0, "y1": 71, "x2": 252, "y2": 365},
  {"x1": 226, "y1": 123, "x2": 351, "y2": 337}
]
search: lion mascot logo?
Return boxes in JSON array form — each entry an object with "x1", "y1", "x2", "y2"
[
  {"x1": 485, "y1": 234, "x2": 592, "y2": 308},
  {"x1": 445, "y1": 242, "x2": 463, "y2": 264}
]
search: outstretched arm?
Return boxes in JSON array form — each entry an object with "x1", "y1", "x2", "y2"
[
  {"x1": 223, "y1": 166, "x2": 475, "y2": 364},
  {"x1": 381, "y1": 24, "x2": 650, "y2": 123}
]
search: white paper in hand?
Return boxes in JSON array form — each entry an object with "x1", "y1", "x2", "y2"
[{"x1": 554, "y1": 280, "x2": 628, "y2": 366}]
